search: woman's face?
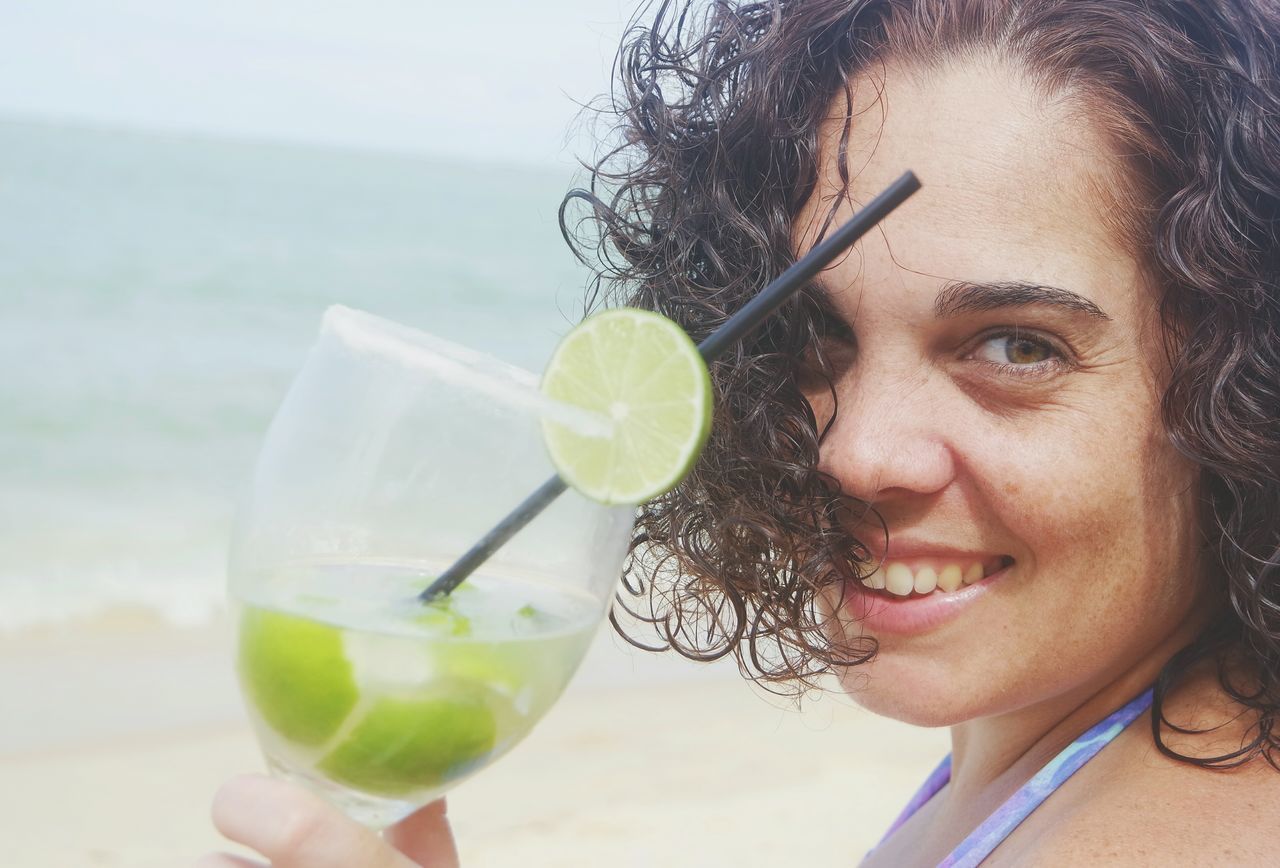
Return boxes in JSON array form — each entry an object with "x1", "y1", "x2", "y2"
[{"x1": 801, "y1": 56, "x2": 1212, "y2": 725}]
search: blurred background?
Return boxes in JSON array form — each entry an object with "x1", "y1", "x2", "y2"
[
  {"x1": 0, "y1": 0, "x2": 633, "y2": 631},
  {"x1": 0, "y1": 3, "x2": 943, "y2": 865}
]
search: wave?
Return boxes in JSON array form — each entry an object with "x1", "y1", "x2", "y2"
[{"x1": 0, "y1": 117, "x2": 588, "y2": 630}]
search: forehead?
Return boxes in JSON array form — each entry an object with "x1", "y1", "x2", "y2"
[{"x1": 795, "y1": 55, "x2": 1145, "y2": 312}]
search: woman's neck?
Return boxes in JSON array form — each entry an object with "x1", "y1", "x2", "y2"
[{"x1": 945, "y1": 607, "x2": 1215, "y2": 805}]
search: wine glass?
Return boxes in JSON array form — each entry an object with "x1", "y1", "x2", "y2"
[{"x1": 228, "y1": 305, "x2": 635, "y2": 827}]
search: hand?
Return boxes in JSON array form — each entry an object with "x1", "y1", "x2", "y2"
[{"x1": 196, "y1": 774, "x2": 460, "y2": 868}]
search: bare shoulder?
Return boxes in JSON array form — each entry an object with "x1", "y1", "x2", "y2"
[
  {"x1": 1032, "y1": 749, "x2": 1280, "y2": 866},
  {"x1": 1035, "y1": 666, "x2": 1280, "y2": 866}
]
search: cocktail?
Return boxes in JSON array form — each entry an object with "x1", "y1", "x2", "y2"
[
  {"x1": 228, "y1": 306, "x2": 644, "y2": 827},
  {"x1": 227, "y1": 173, "x2": 919, "y2": 829}
]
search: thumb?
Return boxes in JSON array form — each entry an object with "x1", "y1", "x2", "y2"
[
  {"x1": 212, "y1": 774, "x2": 416, "y2": 868},
  {"x1": 384, "y1": 798, "x2": 460, "y2": 868}
]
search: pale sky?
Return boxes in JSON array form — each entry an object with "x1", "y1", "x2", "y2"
[{"x1": 0, "y1": 0, "x2": 635, "y2": 166}]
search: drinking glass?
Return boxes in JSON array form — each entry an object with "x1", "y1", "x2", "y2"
[{"x1": 228, "y1": 305, "x2": 635, "y2": 827}]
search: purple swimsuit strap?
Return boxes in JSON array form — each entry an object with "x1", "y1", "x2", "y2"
[{"x1": 867, "y1": 686, "x2": 1155, "y2": 868}]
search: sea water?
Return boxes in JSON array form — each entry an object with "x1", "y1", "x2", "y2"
[{"x1": 0, "y1": 116, "x2": 594, "y2": 632}]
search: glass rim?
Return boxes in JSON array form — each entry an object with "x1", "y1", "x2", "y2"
[{"x1": 320, "y1": 304, "x2": 609, "y2": 436}]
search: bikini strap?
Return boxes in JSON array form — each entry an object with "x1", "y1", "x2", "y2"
[
  {"x1": 940, "y1": 686, "x2": 1154, "y2": 867},
  {"x1": 868, "y1": 686, "x2": 1155, "y2": 867}
]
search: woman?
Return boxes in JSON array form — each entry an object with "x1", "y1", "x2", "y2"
[{"x1": 199, "y1": 0, "x2": 1280, "y2": 864}]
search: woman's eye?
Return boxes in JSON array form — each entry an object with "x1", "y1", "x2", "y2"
[
  {"x1": 969, "y1": 330, "x2": 1070, "y2": 380},
  {"x1": 802, "y1": 312, "x2": 856, "y2": 369}
]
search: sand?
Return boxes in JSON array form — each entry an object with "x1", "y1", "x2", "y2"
[{"x1": 0, "y1": 613, "x2": 948, "y2": 867}]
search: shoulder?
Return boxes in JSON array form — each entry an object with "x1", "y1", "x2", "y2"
[
  {"x1": 1031, "y1": 750, "x2": 1280, "y2": 866},
  {"x1": 1033, "y1": 665, "x2": 1280, "y2": 866}
]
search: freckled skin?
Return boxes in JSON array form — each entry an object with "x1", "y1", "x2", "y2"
[{"x1": 799, "y1": 55, "x2": 1221, "y2": 857}]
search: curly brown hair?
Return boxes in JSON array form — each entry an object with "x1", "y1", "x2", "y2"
[{"x1": 560, "y1": 0, "x2": 1280, "y2": 769}]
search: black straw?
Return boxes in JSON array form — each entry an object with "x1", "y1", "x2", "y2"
[{"x1": 421, "y1": 170, "x2": 921, "y2": 602}]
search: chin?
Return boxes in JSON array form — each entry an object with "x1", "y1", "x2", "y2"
[{"x1": 836, "y1": 661, "x2": 982, "y2": 728}]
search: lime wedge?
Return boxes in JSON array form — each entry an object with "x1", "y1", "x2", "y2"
[
  {"x1": 317, "y1": 684, "x2": 500, "y2": 796},
  {"x1": 238, "y1": 608, "x2": 359, "y2": 746},
  {"x1": 540, "y1": 308, "x2": 712, "y2": 504},
  {"x1": 413, "y1": 601, "x2": 473, "y2": 637}
]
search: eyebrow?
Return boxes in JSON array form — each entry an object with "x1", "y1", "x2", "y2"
[{"x1": 933, "y1": 280, "x2": 1112, "y2": 321}]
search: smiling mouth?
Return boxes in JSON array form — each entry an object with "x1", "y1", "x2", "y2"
[{"x1": 856, "y1": 555, "x2": 1014, "y2": 598}]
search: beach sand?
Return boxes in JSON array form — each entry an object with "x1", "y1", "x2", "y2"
[{"x1": 1, "y1": 613, "x2": 948, "y2": 867}]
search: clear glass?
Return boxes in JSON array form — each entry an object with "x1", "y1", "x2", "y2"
[{"x1": 228, "y1": 306, "x2": 635, "y2": 827}]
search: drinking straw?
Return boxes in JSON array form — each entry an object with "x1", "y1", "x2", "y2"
[{"x1": 421, "y1": 170, "x2": 921, "y2": 602}]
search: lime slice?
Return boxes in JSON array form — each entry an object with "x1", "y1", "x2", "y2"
[
  {"x1": 541, "y1": 308, "x2": 712, "y2": 504},
  {"x1": 238, "y1": 608, "x2": 359, "y2": 746},
  {"x1": 318, "y1": 684, "x2": 500, "y2": 796},
  {"x1": 413, "y1": 600, "x2": 473, "y2": 637}
]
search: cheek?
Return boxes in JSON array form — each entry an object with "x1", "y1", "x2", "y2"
[
  {"x1": 961, "y1": 413, "x2": 1201, "y2": 687},
  {"x1": 976, "y1": 400, "x2": 1197, "y2": 584},
  {"x1": 991, "y1": 436, "x2": 1122, "y2": 566},
  {"x1": 830, "y1": 402, "x2": 1201, "y2": 723}
]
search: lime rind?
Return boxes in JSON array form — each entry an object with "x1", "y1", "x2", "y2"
[
  {"x1": 540, "y1": 308, "x2": 712, "y2": 505},
  {"x1": 317, "y1": 686, "x2": 501, "y2": 796}
]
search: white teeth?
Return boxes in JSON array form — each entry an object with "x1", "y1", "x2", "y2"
[
  {"x1": 913, "y1": 566, "x2": 938, "y2": 594},
  {"x1": 861, "y1": 559, "x2": 1006, "y2": 596},
  {"x1": 937, "y1": 564, "x2": 964, "y2": 592},
  {"x1": 884, "y1": 563, "x2": 915, "y2": 596}
]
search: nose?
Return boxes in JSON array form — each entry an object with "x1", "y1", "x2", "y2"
[{"x1": 816, "y1": 361, "x2": 957, "y2": 505}]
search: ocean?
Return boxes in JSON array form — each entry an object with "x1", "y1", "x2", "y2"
[{"x1": 0, "y1": 116, "x2": 599, "y2": 631}]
